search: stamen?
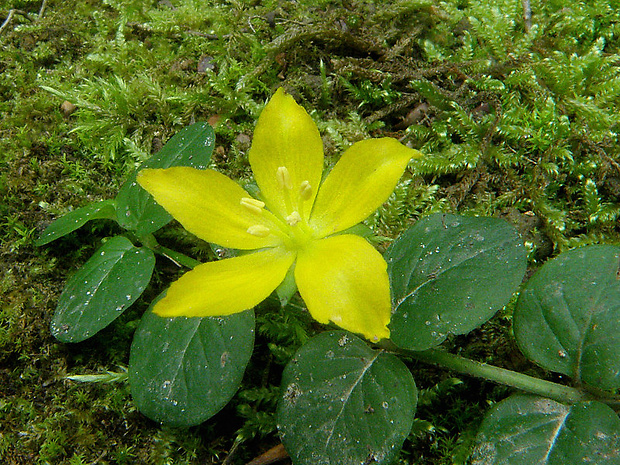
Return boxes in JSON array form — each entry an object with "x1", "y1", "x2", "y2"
[
  {"x1": 247, "y1": 225, "x2": 271, "y2": 237},
  {"x1": 276, "y1": 166, "x2": 292, "y2": 190},
  {"x1": 240, "y1": 197, "x2": 265, "y2": 214},
  {"x1": 286, "y1": 211, "x2": 302, "y2": 226},
  {"x1": 299, "y1": 181, "x2": 312, "y2": 201}
]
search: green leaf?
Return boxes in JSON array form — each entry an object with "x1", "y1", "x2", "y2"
[
  {"x1": 387, "y1": 214, "x2": 526, "y2": 351},
  {"x1": 514, "y1": 245, "x2": 620, "y2": 390},
  {"x1": 470, "y1": 394, "x2": 620, "y2": 465},
  {"x1": 116, "y1": 122, "x2": 214, "y2": 236},
  {"x1": 35, "y1": 200, "x2": 117, "y2": 246},
  {"x1": 129, "y1": 304, "x2": 254, "y2": 427},
  {"x1": 51, "y1": 236, "x2": 155, "y2": 342},
  {"x1": 277, "y1": 331, "x2": 417, "y2": 465}
]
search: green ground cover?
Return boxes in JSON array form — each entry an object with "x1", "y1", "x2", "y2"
[{"x1": 1, "y1": 0, "x2": 619, "y2": 463}]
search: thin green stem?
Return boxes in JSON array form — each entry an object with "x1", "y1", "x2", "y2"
[
  {"x1": 155, "y1": 244, "x2": 200, "y2": 269},
  {"x1": 380, "y1": 341, "x2": 589, "y2": 404},
  {"x1": 138, "y1": 233, "x2": 200, "y2": 269}
]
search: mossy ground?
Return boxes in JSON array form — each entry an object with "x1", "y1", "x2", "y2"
[{"x1": 1, "y1": 0, "x2": 619, "y2": 463}]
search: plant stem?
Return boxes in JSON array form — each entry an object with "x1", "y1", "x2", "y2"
[
  {"x1": 138, "y1": 233, "x2": 200, "y2": 269},
  {"x1": 381, "y1": 341, "x2": 589, "y2": 404},
  {"x1": 415, "y1": 349, "x2": 587, "y2": 403},
  {"x1": 155, "y1": 244, "x2": 200, "y2": 269}
]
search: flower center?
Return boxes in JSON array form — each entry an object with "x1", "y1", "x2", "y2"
[{"x1": 241, "y1": 166, "x2": 315, "y2": 250}]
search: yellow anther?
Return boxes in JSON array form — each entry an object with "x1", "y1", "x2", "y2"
[
  {"x1": 240, "y1": 197, "x2": 265, "y2": 214},
  {"x1": 299, "y1": 181, "x2": 312, "y2": 201},
  {"x1": 276, "y1": 166, "x2": 292, "y2": 190},
  {"x1": 286, "y1": 211, "x2": 302, "y2": 226},
  {"x1": 247, "y1": 225, "x2": 271, "y2": 237}
]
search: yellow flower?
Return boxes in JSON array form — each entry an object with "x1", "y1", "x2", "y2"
[{"x1": 137, "y1": 88, "x2": 422, "y2": 342}]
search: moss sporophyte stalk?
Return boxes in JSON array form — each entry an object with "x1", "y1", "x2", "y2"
[{"x1": 138, "y1": 88, "x2": 422, "y2": 342}]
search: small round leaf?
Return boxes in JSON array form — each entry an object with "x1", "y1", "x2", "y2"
[
  {"x1": 51, "y1": 236, "x2": 155, "y2": 342},
  {"x1": 387, "y1": 214, "x2": 526, "y2": 350},
  {"x1": 129, "y1": 304, "x2": 254, "y2": 427},
  {"x1": 277, "y1": 331, "x2": 417, "y2": 465},
  {"x1": 470, "y1": 394, "x2": 620, "y2": 464},
  {"x1": 514, "y1": 245, "x2": 620, "y2": 390}
]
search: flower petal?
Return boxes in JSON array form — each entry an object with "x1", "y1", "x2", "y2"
[
  {"x1": 138, "y1": 167, "x2": 282, "y2": 250},
  {"x1": 248, "y1": 88, "x2": 324, "y2": 221},
  {"x1": 295, "y1": 234, "x2": 391, "y2": 341},
  {"x1": 154, "y1": 247, "x2": 296, "y2": 317},
  {"x1": 309, "y1": 138, "x2": 422, "y2": 237}
]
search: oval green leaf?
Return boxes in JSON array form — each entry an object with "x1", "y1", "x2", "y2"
[
  {"x1": 277, "y1": 331, "x2": 417, "y2": 465},
  {"x1": 51, "y1": 236, "x2": 155, "y2": 342},
  {"x1": 116, "y1": 122, "x2": 214, "y2": 236},
  {"x1": 470, "y1": 394, "x2": 620, "y2": 465},
  {"x1": 129, "y1": 304, "x2": 255, "y2": 427},
  {"x1": 387, "y1": 214, "x2": 526, "y2": 350},
  {"x1": 514, "y1": 245, "x2": 620, "y2": 390},
  {"x1": 36, "y1": 199, "x2": 117, "y2": 246}
]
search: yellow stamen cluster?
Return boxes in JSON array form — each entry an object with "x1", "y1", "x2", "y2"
[{"x1": 241, "y1": 165, "x2": 315, "y2": 248}]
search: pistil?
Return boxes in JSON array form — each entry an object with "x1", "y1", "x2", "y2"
[
  {"x1": 241, "y1": 167, "x2": 317, "y2": 250},
  {"x1": 286, "y1": 211, "x2": 302, "y2": 226}
]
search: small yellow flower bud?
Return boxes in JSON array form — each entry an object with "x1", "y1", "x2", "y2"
[
  {"x1": 240, "y1": 197, "x2": 265, "y2": 214},
  {"x1": 276, "y1": 166, "x2": 292, "y2": 190},
  {"x1": 247, "y1": 225, "x2": 271, "y2": 237}
]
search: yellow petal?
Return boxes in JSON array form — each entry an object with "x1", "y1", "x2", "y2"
[
  {"x1": 138, "y1": 167, "x2": 282, "y2": 250},
  {"x1": 295, "y1": 234, "x2": 391, "y2": 342},
  {"x1": 154, "y1": 247, "x2": 296, "y2": 317},
  {"x1": 248, "y1": 88, "x2": 324, "y2": 221},
  {"x1": 309, "y1": 138, "x2": 422, "y2": 237}
]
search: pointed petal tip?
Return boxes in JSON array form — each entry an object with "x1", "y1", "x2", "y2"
[
  {"x1": 136, "y1": 167, "x2": 154, "y2": 186},
  {"x1": 295, "y1": 234, "x2": 393, "y2": 343},
  {"x1": 343, "y1": 315, "x2": 391, "y2": 343},
  {"x1": 150, "y1": 248, "x2": 295, "y2": 318},
  {"x1": 152, "y1": 303, "x2": 179, "y2": 319},
  {"x1": 250, "y1": 87, "x2": 324, "y2": 220},
  {"x1": 309, "y1": 137, "x2": 419, "y2": 237}
]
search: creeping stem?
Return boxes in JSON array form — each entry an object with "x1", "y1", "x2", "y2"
[
  {"x1": 412, "y1": 348, "x2": 588, "y2": 404},
  {"x1": 379, "y1": 340, "x2": 591, "y2": 405}
]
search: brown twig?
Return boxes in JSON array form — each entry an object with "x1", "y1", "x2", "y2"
[
  {"x1": 0, "y1": 9, "x2": 32, "y2": 36},
  {"x1": 246, "y1": 443, "x2": 289, "y2": 465},
  {"x1": 38, "y1": 0, "x2": 48, "y2": 18},
  {"x1": 0, "y1": 1, "x2": 44, "y2": 37},
  {"x1": 239, "y1": 26, "x2": 382, "y2": 89},
  {"x1": 522, "y1": 0, "x2": 532, "y2": 32}
]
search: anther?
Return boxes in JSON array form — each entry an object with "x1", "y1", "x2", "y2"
[
  {"x1": 247, "y1": 225, "x2": 271, "y2": 237},
  {"x1": 299, "y1": 181, "x2": 312, "y2": 201},
  {"x1": 276, "y1": 166, "x2": 292, "y2": 190},
  {"x1": 240, "y1": 197, "x2": 265, "y2": 214},
  {"x1": 286, "y1": 211, "x2": 302, "y2": 226}
]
